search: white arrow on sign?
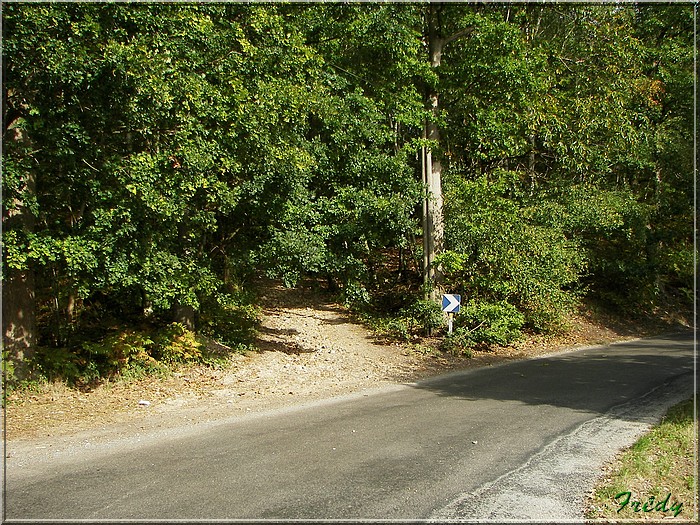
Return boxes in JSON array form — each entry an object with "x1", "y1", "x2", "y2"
[{"x1": 441, "y1": 294, "x2": 461, "y2": 313}]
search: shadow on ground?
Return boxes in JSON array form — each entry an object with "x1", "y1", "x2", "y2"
[{"x1": 409, "y1": 331, "x2": 695, "y2": 418}]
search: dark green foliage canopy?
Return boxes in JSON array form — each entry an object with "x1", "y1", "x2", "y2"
[{"x1": 2, "y1": 3, "x2": 693, "y2": 376}]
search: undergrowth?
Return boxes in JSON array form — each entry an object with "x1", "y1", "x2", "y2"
[{"x1": 4, "y1": 322, "x2": 251, "y2": 398}]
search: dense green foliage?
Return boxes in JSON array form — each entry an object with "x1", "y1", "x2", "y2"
[{"x1": 3, "y1": 4, "x2": 693, "y2": 380}]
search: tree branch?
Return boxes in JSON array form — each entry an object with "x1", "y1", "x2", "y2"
[{"x1": 444, "y1": 26, "x2": 474, "y2": 46}]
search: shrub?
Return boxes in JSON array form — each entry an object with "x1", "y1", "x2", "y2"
[
  {"x1": 441, "y1": 329, "x2": 474, "y2": 357},
  {"x1": 342, "y1": 280, "x2": 371, "y2": 310},
  {"x1": 2, "y1": 349, "x2": 16, "y2": 384},
  {"x1": 456, "y1": 300, "x2": 525, "y2": 347},
  {"x1": 152, "y1": 323, "x2": 203, "y2": 365},
  {"x1": 32, "y1": 346, "x2": 83, "y2": 383},
  {"x1": 442, "y1": 172, "x2": 585, "y2": 333},
  {"x1": 83, "y1": 330, "x2": 160, "y2": 378},
  {"x1": 198, "y1": 291, "x2": 261, "y2": 349},
  {"x1": 360, "y1": 313, "x2": 410, "y2": 342},
  {"x1": 400, "y1": 299, "x2": 444, "y2": 336},
  {"x1": 362, "y1": 297, "x2": 444, "y2": 340}
]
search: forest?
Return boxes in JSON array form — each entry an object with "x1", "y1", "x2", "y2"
[{"x1": 2, "y1": 3, "x2": 694, "y2": 385}]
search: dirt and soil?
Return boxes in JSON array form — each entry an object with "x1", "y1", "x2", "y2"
[{"x1": 3, "y1": 281, "x2": 688, "y2": 451}]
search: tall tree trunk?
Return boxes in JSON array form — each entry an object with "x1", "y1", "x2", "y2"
[
  {"x1": 2, "y1": 126, "x2": 37, "y2": 376},
  {"x1": 2, "y1": 265, "x2": 36, "y2": 373},
  {"x1": 423, "y1": 6, "x2": 446, "y2": 301}
]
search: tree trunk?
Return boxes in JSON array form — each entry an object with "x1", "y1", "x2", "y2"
[
  {"x1": 423, "y1": 6, "x2": 446, "y2": 301},
  {"x1": 2, "y1": 266, "x2": 36, "y2": 373},
  {"x1": 2, "y1": 127, "x2": 37, "y2": 375},
  {"x1": 173, "y1": 304, "x2": 196, "y2": 332}
]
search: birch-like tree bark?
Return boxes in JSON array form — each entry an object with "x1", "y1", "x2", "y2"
[
  {"x1": 422, "y1": 4, "x2": 473, "y2": 300},
  {"x1": 422, "y1": 5, "x2": 445, "y2": 301}
]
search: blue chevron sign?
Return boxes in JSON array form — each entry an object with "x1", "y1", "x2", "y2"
[{"x1": 441, "y1": 294, "x2": 461, "y2": 313}]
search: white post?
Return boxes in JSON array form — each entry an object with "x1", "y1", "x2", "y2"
[{"x1": 448, "y1": 313, "x2": 453, "y2": 334}]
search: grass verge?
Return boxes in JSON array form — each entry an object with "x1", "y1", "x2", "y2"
[{"x1": 586, "y1": 397, "x2": 697, "y2": 522}]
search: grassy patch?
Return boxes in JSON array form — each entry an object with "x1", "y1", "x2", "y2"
[{"x1": 586, "y1": 397, "x2": 697, "y2": 521}]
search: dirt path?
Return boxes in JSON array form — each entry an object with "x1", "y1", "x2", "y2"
[
  {"x1": 3, "y1": 281, "x2": 673, "y2": 452},
  {"x1": 4, "y1": 283, "x2": 457, "y2": 447}
]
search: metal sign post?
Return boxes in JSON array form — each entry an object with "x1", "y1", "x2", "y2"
[{"x1": 441, "y1": 294, "x2": 461, "y2": 335}]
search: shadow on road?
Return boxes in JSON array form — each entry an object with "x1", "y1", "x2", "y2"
[{"x1": 409, "y1": 331, "x2": 695, "y2": 419}]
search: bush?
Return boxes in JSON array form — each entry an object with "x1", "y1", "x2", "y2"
[
  {"x1": 2, "y1": 349, "x2": 17, "y2": 384},
  {"x1": 441, "y1": 329, "x2": 474, "y2": 357},
  {"x1": 83, "y1": 330, "x2": 160, "y2": 379},
  {"x1": 535, "y1": 184, "x2": 655, "y2": 309},
  {"x1": 198, "y1": 291, "x2": 261, "y2": 349},
  {"x1": 152, "y1": 323, "x2": 203, "y2": 365},
  {"x1": 363, "y1": 314, "x2": 410, "y2": 342},
  {"x1": 31, "y1": 346, "x2": 84, "y2": 383},
  {"x1": 442, "y1": 172, "x2": 586, "y2": 333},
  {"x1": 400, "y1": 299, "x2": 444, "y2": 336},
  {"x1": 80, "y1": 323, "x2": 210, "y2": 380},
  {"x1": 361, "y1": 296, "x2": 444, "y2": 341},
  {"x1": 456, "y1": 300, "x2": 525, "y2": 347},
  {"x1": 342, "y1": 280, "x2": 371, "y2": 310}
]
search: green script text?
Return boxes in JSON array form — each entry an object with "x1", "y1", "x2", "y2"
[{"x1": 615, "y1": 491, "x2": 683, "y2": 517}]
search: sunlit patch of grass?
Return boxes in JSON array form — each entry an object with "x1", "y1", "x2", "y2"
[{"x1": 586, "y1": 398, "x2": 697, "y2": 521}]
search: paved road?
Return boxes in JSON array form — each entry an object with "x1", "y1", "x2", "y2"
[{"x1": 4, "y1": 332, "x2": 695, "y2": 521}]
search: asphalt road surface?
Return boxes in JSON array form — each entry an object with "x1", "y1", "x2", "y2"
[{"x1": 4, "y1": 331, "x2": 695, "y2": 521}]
